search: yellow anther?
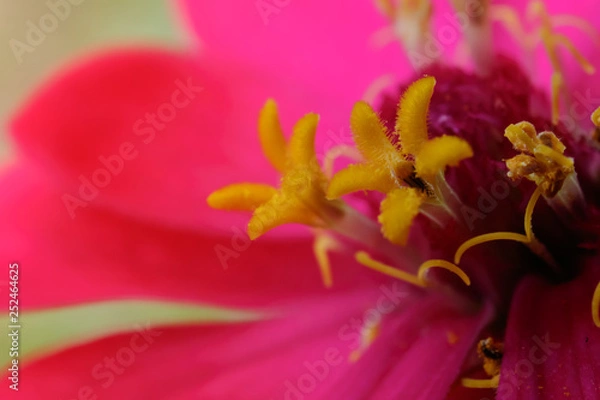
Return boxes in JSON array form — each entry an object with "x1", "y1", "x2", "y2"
[
  {"x1": 396, "y1": 76, "x2": 436, "y2": 156},
  {"x1": 592, "y1": 281, "x2": 600, "y2": 328},
  {"x1": 349, "y1": 316, "x2": 381, "y2": 362},
  {"x1": 417, "y1": 259, "x2": 471, "y2": 286},
  {"x1": 313, "y1": 232, "x2": 341, "y2": 289},
  {"x1": 356, "y1": 251, "x2": 426, "y2": 288},
  {"x1": 287, "y1": 113, "x2": 320, "y2": 167},
  {"x1": 461, "y1": 375, "x2": 500, "y2": 389},
  {"x1": 505, "y1": 122, "x2": 575, "y2": 198},
  {"x1": 378, "y1": 188, "x2": 425, "y2": 246},
  {"x1": 454, "y1": 232, "x2": 530, "y2": 264},
  {"x1": 207, "y1": 183, "x2": 277, "y2": 211},
  {"x1": 258, "y1": 99, "x2": 288, "y2": 173}
]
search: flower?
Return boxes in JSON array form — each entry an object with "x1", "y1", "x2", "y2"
[{"x1": 1, "y1": 1, "x2": 600, "y2": 400}]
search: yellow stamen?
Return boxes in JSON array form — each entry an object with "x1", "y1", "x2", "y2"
[
  {"x1": 378, "y1": 187, "x2": 425, "y2": 246},
  {"x1": 313, "y1": 231, "x2": 341, "y2": 288},
  {"x1": 461, "y1": 375, "x2": 500, "y2": 389},
  {"x1": 524, "y1": 187, "x2": 542, "y2": 241},
  {"x1": 528, "y1": 0, "x2": 596, "y2": 125},
  {"x1": 454, "y1": 232, "x2": 530, "y2": 264},
  {"x1": 258, "y1": 99, "x2": 288, "y2": 173},
  {"x1": 207, "y1": 183, "x2": 277, "y2": 211},
  {"x1": 505, "y1": 122, "x2": 575, "y2": 197},
  {"x1": 349, "y1": 316, "x2": 381, "y2": 362},
  {"x1": 356, "y1": 251, "x2": 426, "y2": 288},
  {"x1": 417, "y1": 259, "x2": 471, "y2": 286},
  {"x1": 356, "y1": 251, "x2": 471, "y2": 289},
  {"x1": 592, "y1": 107, "x2": 600, "y2": 127},
  {"x1": 592, "y1": 281, "x2": 600, "y2": 328},
  {"x1": 396, "y1": 76, "x2": 436, "y2": 156},
  {"x1": 550, "y1": 72, "x2": 563, "y2": 126}
]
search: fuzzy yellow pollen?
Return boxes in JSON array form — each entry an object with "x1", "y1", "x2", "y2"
[
  {"x1": 327, "y1": 101, "x2": 412, "y2": 200},
  {"x1": 209, "y1": 100, "x2": 343, "y2": 242},
  {"x1": 378, "y1": 188, "x2": 425, "y2": 246},
  {"x1": 396, "y1": 76, "x2": 436, "y2": 156},
  {"x1": 593, "y1": 281, "x2": 600, "y2": 328},
  {"x1": 415, "y1": 135, "x2": 474, "y2": 179},
  {"x1": 505, "y1": 122, "x2": 574, "y2": 198},
  {"x1": 207, "y1": 183, "x2": 277, "y2": 211},
  {"x1": 461, "y1": 375, "x2": 500, "y2": 389}
]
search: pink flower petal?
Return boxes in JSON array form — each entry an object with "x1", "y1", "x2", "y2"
[
  {"x1": 0, "y1": 291, "x2": 385, "y2": 400},
  {"x1": 9, "y1": 48, "x2": 315, "y2": 233},
  {"x1": 497, "y1": 260, "x2": 600, "y2": 399},
  {"x1": 0, "y1": 166, "x2": 371, "y2": 309},
  {"x1": 178, "y1": 0, "x2": 408, "y2": 130}
]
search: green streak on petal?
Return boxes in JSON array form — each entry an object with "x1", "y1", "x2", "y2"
[{"x1": 0, "y1": 300, "x2": 267, "y2": 366}]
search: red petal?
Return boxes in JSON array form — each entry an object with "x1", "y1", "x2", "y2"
[
  {"x1": 9, "y1": 48, "x2": 310, "y2": 233},
  {"x1": 0, "y1": 165, "x2": 370, "y2": 309},
  {"x1": 498, "y1": 260, "x2": 600, "y2": 399}
]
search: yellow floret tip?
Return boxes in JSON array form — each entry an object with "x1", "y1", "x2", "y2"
[
  {"x1": 258, "y1": 99, "x2": 288, "y2": 173},
  {"x1": 378, "y1": 188, "x2": 425, "y2": 246},
  {"x1": 415, "y1": 135, "x2": 474, "y2": 179},
  {"x1": 207, "y1": 183, "x2": 277, "y2": 211},
  {"x1": 396, "y1": 76, "x2": 436, "y2": 156}
]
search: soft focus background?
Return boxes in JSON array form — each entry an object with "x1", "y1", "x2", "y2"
[{"x1": 0, "y1": 0, "x2": 185, "y2": 163}]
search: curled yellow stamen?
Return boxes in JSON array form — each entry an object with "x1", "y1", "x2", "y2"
[
  {"x1": 524, "y1": 187, "x2": 542, "y2": 241},
  {"x1": 356, "y1": 251, "x2": 471, "y2": 288},
  {"x1": 417, "y1": 259, "x2": 471, "y2": 286},
  {"x1": 453, "y1": 187, "x2": 543, "y2": 263},
  {"x1": 454, "y1": 232, "x2": 530, "y2": 264},
  {"x1": 313, "y1": 232, "x2": 341, "y2": 288},
  {"x1": 592, "y1": 281, "x2": 600, "y2": 328},
  {"x1": 356, "y1": 251, "x2": 425, "y2": 288},
  {"x1": 461, "y1": 375, "x2": 500, "y2": 389}
]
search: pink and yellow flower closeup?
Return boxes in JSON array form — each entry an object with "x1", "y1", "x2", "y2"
[{"x1": 1, "y1": 1, "x2": 600, "y2": 399}]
